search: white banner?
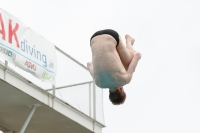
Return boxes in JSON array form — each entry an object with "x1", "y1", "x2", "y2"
[{"x1": 0, "y1": 9, "x2": 57, "y2": 84}]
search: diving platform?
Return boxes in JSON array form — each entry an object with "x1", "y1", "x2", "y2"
[{"x1": 0, "y1": 47, "x2": 105, "y2": 133}]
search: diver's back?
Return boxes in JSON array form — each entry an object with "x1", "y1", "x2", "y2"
[{"x1": 90, "y1": 35, "x2": 127, "y2": 88}]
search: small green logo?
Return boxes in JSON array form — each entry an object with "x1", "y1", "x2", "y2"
[{"x1": 42, "y1": 72, "x2": 51, "y2": 80}]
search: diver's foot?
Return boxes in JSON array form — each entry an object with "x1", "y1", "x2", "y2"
[{"x1": 125, "y1": 34, "x2": 135, "y2": 45}]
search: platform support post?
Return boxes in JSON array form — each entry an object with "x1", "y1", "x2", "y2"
[
  {"x1": 89, "y1": 82, "x2": 92, "y2": 117},
  {"x1": 52, "y1": 85, "x2": 56, "y2": 108},
  {"x1": 4, "y1": 61, "x2": 8, "y2": 80},
  {"x1": 93, "y1": 80, "x2": 96, "y2": 133},
  {"x1": 19, "y1": 105, "x2": 38, "y2": 133}
]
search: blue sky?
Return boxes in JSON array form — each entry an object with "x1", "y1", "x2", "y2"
[{"x1": 1, "y1": 0, "x2": 200, "y2": 133}]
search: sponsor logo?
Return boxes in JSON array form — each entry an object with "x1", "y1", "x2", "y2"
[
  {"x1": 42, "y1": 71, "x2": 52, "y2": 80},
  {"x1": 25, "y1": 60, "x2": 36, "y2": 71},
  {"x1": 0, "y1": 46, "x2": 16, "y2": 61}
]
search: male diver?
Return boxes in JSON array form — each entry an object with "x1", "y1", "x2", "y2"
[{"x1": 87, "y1": 29, "x2": 141, "y2": 105}]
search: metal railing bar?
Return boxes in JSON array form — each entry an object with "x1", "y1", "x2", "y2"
[
  {"x1": 89, "y1": 82, "x2": 92, "y2": 117},
  {"x1": 45, "y1": 81, "x2": 93, "y2": 91},
  {"x1": 55, "y1": 46, "x2": 88, "y2": 71}
]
